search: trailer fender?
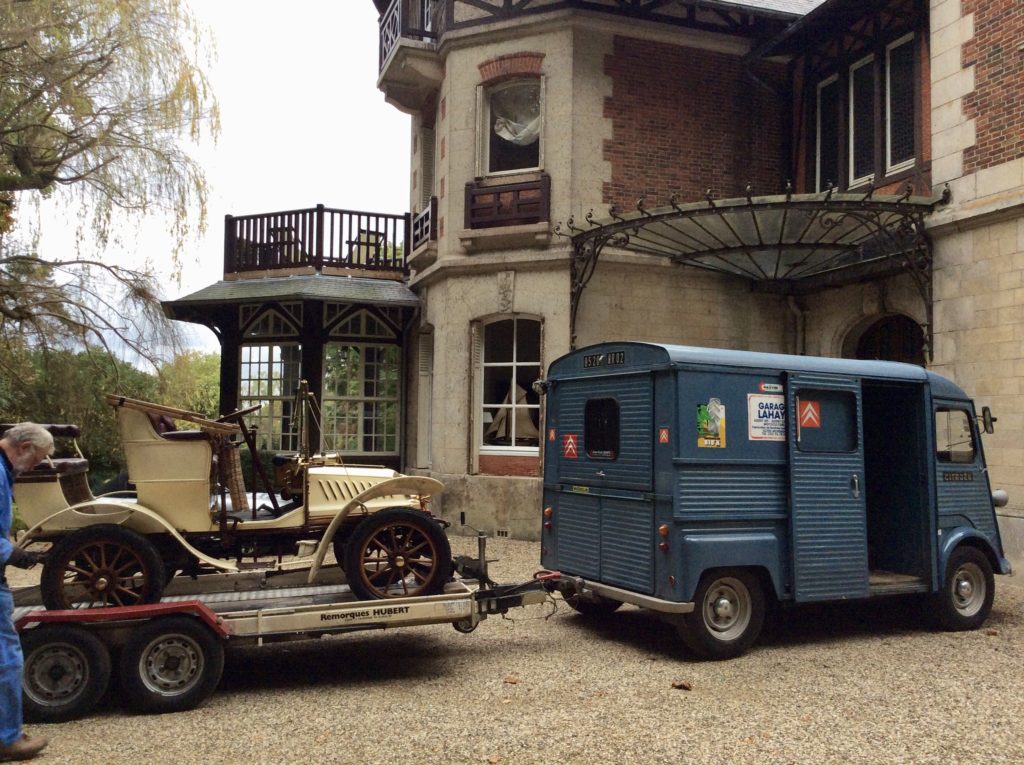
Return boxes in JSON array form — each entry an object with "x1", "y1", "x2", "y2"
[
  {"x1": 939, "y1": 527, "x2": 1011, "y2": 576},
  {"x1": 20, "y1": 502, "x2": 239, "y2": 573},
  {"x1": 307, "y1": 476, "x2": 445, "y2": 583},
  {"x1": 679, "y1": 532, "x2": 786, "y2": 602}
]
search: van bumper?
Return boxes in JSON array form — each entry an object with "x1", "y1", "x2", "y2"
[{"x1": 556, "y1": 577, "x2": 695, "y2": 614}]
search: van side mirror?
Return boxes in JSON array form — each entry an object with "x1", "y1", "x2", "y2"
[{"x1": 982, "y1": 406, "x2": 997, "y2": 434}]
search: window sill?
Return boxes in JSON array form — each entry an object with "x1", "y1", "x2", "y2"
[{"x1": 459, "y1": 221, "x2": 551, "y2": 252}]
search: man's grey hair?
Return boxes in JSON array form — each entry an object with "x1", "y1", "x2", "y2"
[{"x1": 2, "y1": 423, "x2": 55, "y2": 455}]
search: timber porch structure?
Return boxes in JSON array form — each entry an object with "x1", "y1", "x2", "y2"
[{"x1": 165, "y1": 205, "x2": 423, "y2": 468}]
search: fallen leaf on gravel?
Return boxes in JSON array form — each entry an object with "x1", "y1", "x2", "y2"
[
  {"x1": 984, "y1": 629, "x2": 999, "y2": 636},
  {"x1": 488, "y1": 756, "x2": 501, "y2": 764},
  {"x1": 504, "y1": 674, "x2": 520, "y2": 684},
  {"x1": 671, "y1": 681, "x2": 692, "y2": 691}
]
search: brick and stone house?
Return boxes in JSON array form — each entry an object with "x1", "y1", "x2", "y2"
[{"x1": 164, "y1": 0, "x2": 1023, "y2": 567}]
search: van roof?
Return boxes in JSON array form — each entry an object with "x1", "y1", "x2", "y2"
[{"x1": 551, "y1": 342, "x2": 970, "y2": 400}]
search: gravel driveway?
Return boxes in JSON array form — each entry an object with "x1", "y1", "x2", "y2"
[{"x1": 10, "y1": 537, "x2": 1024, "y2": 765}]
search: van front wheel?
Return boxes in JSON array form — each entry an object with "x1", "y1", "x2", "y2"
[
  {"x1": 931, "y1": 546, "x2": 994, "y2": 631},
  {"x1": 679, "y1": 570, "x2": 765, "y2": 660}
]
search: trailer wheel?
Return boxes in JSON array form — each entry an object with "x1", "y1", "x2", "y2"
[
  {"x1": 931, "y1": 546, "x2": 994, "y2": 631},
  {"x1": 41, "y1": 524, "x2": 166, "y2": 610},
  {"x1": 344, "y1": 508, "x2": 452, "y2": 600},
  {"x1": 679, "y1": 570, "x2": 765, "y2": 660},
  {"x1": 562, "y1": 592, "x2": 622, "y2": 618},
  {"x1": 21, "y1": 626, "x2": 111, "y2": 723},
  {"x1": 119, "y1": 616, "x2": 224, "y2": 714}
]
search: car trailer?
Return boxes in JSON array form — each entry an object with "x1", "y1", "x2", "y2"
[{"x1": 12, "y1": 544, "x2": 552, "y2": 722}]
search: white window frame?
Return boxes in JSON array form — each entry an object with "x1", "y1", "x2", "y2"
[
  {"x1": 848, "y1": 53, "x2": 876, "y2": 187},
  {"x1": 238, "y1": 342, "x2": 302, "y2": 452},
  {"x1": 473, "y1": 315, "x2": 542, "y2": 460},
  {"x1": 476, "y1": 76, "x2": 545, "y2": 178},
  {"x1": 321, "y1": 342, "x2": 402, "y2": 456},
  {"x1": 885, "y1": 33, "x2": 916, "y2": 175},
  {"x1": 815, "y1": 74, "x2": 839, "y2": 192}
]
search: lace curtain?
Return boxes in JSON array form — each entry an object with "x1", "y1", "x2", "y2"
[{"x1": 490, "y1": 81, "x2": 540, "y2": 147}]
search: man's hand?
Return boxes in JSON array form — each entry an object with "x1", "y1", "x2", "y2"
[{"x1": 6, "y1": 546, "x2": 46, "y2": 570}]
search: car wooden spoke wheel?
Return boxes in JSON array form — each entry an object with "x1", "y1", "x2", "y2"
[
  {"x1": 41, "y1": 524, "x2": 166, "y2": 610},
  {"x1": 344, "y1": 508, "x2": 452, "y2": 600}
]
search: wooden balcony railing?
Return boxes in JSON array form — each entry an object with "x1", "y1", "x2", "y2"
[
  {"x1": 411, "y1": 196, "x2": 438, "y2": 251},
  {"x1": 379, "y1": 0, "x2": 437, "y2": 70},
  {"x1": 224, "y1": 205, "x2": 410, "y2": 276},
  {"x1": 465, "y1": 174, "x2": 550, "y2": 229}
]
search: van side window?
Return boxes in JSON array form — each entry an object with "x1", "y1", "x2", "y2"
[
  {"x1": 585, "y1": 398, "x2": 619, "y2": 460},
  {"x1": 935, "y1": 409, "x2": 976, "y2": 463},
  {"x1": 795, "y1": 390, "x2": 858, "y2": 452}
]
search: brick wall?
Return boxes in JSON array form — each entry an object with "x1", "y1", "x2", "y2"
[
  {"x1": 602, "y1": 36, "x2": 788, "y2": 210},
  {"x1": 961, "y1": 0, "x2": 1024, "y2": 173}
]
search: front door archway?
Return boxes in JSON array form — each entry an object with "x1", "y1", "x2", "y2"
[{"x1": 853, "y1": 314, "x2": 925, "y2": 365}]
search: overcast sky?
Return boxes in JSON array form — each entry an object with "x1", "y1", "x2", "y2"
[{"x1": 27, "y1": 1, "x2": 411, "y2": 350}]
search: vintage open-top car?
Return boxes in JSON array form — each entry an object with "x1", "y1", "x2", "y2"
[{"x1": 9, "y1": 394, "x2": 451, "y2": 609}]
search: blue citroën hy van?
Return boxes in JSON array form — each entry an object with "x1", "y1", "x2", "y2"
[{"x1": 538, "y1": 342, "x2": 1010, "y2": 659}]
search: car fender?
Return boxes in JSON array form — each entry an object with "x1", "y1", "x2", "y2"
[
  {"x1": 307, "y1": 476, "x2": 445, "y2": 583},
  {"x1": 20, "y1": 500, "x2": 238, "y2": 573},
  {"x1": 939, "y1": 526, "x2": 1011, "y2": 576}
]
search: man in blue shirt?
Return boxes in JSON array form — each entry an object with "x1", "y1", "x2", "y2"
[{"x1": 1, "y1": 424, "x2": 53, "y2": 762}]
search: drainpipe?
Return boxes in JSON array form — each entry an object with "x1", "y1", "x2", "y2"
[{"x1": 788, "y1": 296, "x2": 807, "y2": 356}]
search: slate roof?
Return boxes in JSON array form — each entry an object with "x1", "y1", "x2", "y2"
[
  {"x1": 722, "y1": 0, "x2": 827, "y2": 16},
  {"x1": 162, "y1": 274, "x2": 419, "y2": 320}
]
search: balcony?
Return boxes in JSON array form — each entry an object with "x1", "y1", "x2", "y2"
[
  {"x1": 459, "y1": 174, "x2": 552, "y2": 251},
  {"x1": 377, "y1": 0, "x2": 442, "y2": 113},
  {"x1": 223, "y1": 205, "x2": 410, "y2": 278}
]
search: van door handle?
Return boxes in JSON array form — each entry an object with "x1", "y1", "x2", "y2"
[{"x1": 850, "y1": 474, "x2": 861, "y2": 499}]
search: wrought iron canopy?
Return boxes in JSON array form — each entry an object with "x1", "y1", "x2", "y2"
[{"x1": 559, "y1": 186, "x2": 948, "y2": 350}]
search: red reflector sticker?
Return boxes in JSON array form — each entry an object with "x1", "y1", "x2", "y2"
[
  {"x1": 659, "y1": 427, "x2": 670, "y2": 444},
  {"x1": 563, "y1": 434, "x2": 579, "y2": 459}
]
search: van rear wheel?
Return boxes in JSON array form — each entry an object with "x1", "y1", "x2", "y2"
[
  {"x1": 931, "y1": 546, "x2": 994, "y2": 631},
  {"x1": 679, "y1": 569, "x2": 765, "y2": 660}
]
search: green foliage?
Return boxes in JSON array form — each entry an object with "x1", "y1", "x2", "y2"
[
  {"x1": 157, "y1": 350, "x2": 220, "y2": 419},
  {"x1": 0, "y1": 346, "x2": 220, "y2": 475}
]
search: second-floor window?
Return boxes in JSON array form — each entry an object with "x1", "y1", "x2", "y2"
[
  {"x1": 481, "y1": 78, "x2": 542, "y2": 175},
  {"x1": 815, "y1": 33, "x2": 916, "y2": 191}
]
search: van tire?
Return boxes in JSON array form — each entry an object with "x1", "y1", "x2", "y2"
[
  {"x1": 679, "y1": 569, "x2": 765, "y2": 660},
  {"x1": 931, "y1": 546, "x2": 994, "y2": 631}
]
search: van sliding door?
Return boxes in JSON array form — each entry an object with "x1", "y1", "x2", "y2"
[{"x1": 787, "y1": 373, "x2": 869, "y2": 602}]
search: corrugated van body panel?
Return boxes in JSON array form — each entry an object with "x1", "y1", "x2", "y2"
[
  {"x1": 555, "y1": 376, "x2": 652, "y2": 491},
  {"x1": 790, "y1": 450, "x2": 868, "y2": 599},
  {"x1": 788, "y1": 373, "x2": 869, "y2": 602},
  {"x1": 677, "y1": 464, "x2": 788, "y2": 520},
  {"x1": 600, "y1": 499, "x2": 654, "y2": 592},
  {"x1": 555, "y1": 492, "x2": 601, "y2": 579},
  {"x1": 936, "y1": 474, "x2": 999, "y2": 540}
]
